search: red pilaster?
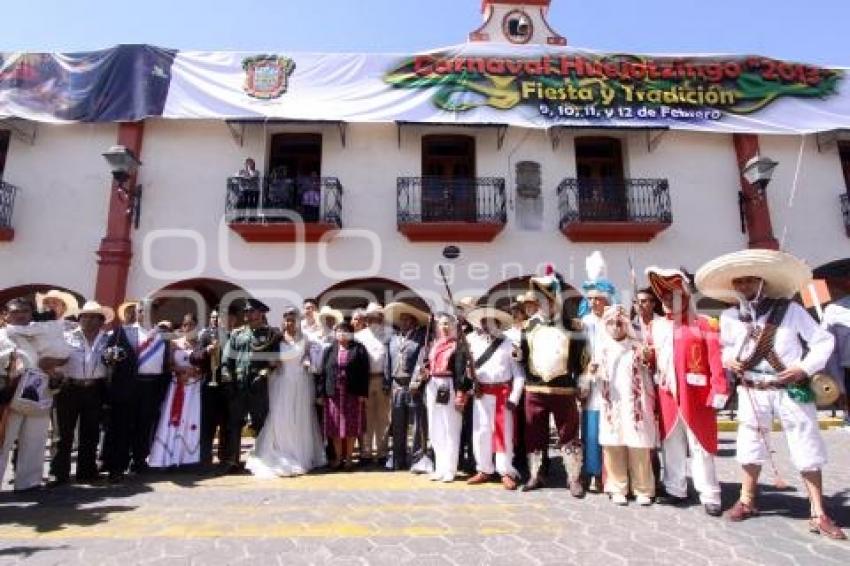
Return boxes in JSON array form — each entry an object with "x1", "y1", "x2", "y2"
[
  {"x1": 94, "y1": 121, "x2": 145, "y2": 309},
  {"x1": 732, "y1": 133, "x2": 779, "y2": 250}
]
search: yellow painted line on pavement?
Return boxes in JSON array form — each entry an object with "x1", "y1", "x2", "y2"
[
  {"x1": 0, "y1": 502, "x2": 534, "y2": 540},
  {"x1": 151, "y1": 471, "x2": 503, "y2": 491}
]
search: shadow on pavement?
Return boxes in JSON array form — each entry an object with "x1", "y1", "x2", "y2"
[
  {"x1": 0, "y1": 546, "x2": 68, "y2": 558},
  {"x1": 0, "y1": 482, "x2": 151, "y2": 534}
]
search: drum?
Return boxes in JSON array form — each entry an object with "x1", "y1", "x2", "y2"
[{"x1": 811, "y1": 373, "x2": 840, "y2": 407}]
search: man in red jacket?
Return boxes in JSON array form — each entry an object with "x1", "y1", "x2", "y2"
[{"x1": 646, "y1": 267, "x2": 729, "y2": 516}]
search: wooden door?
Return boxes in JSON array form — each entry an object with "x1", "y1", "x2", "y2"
[
  {"x1": 422, "y1": 135, "x2": 476, "y2": 222},
  {"x1": 575, "y1": 137, "x2": 626, "y2": 221},
  {"x1": 0, "y1": 130, "x2": 9, "y2": 181}
]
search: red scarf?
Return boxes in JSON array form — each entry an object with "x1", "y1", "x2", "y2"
[{"x1": 429, "y1": 337, "x2": 457, "y2": 375}]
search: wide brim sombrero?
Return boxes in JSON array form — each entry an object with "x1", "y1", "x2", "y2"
[
  {"x1": 383, "y1": 302, "x2": 430, "y2": 326},
  {"x1": 116, "y1": 300, "x2": 141, "y2": 323},
  {"x1": 317, "y1": 306, "x2": 344, "y2": 325},
  {"x1": 78, "y1": 301, "x2": 115, "y2": 325},
  {"x1": 36, "y1": 290, "x2": 80, "y2": 318},
  {"x1": 695, "y1": 249, "x2": 812, "y2": 304},
  {"x1": 466, "y1": 307, "x2": 513, "y2": 330}
]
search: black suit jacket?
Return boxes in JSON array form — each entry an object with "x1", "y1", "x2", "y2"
[{"x1": 319, "y1": 341, "x2": 370, "y2": 399}]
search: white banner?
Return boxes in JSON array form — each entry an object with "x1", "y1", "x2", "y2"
[{"x1": 2, "y1": 44, "x2": 848, "y2": 133}]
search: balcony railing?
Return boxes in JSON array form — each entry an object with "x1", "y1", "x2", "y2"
[
  {"x1": 841, "y1": 193, "x2": 849, "y2": 236},
  {"x1": 225, "y1": 175, "x2": 343, "y2": 227},
  {"x1": 0, "y1": 181, "x2": 18, "y2": 240},
  {"x1": 557, "y1": 178, "x2": 672, "y2": 242},
  {"x1": 397, "y1": 177, "x2": 507, "y2": 225}
]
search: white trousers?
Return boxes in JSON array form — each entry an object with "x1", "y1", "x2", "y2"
[
  {"x1": 472, "y1": 393, "x2": 516, "y2": 477},
  {"x1": 662, "y1": 417, "x2": 721, "y2": 505},
  {"x1": 426, "y1": 379, "x2": 462, "y2": 479},
  {"x1": 0, "y1": 411, "x2": 50, "y2": 491},
  {"x1": 735, "y1": 386, "x2": 827, "y2": 472}
]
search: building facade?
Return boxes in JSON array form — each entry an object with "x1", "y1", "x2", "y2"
[{"x1": 1, "y1": 0, "x2": 849, "y2": 321}]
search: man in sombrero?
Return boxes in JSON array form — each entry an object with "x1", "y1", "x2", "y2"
[
  {"x1": 696, "y1": 249, "x2": 845, "y2": 540},
  {"x1": 383, "y1": 302, "x2": 430, "y2": 472},
  {"x1": 645, "y1": 266, "x2": 728, "y2": 516},
  {"x1": 465, "y1": 306, "x2": 525, "y2": 490}
]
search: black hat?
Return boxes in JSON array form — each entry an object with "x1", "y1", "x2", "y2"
[{"x1": 242, "y1": 298, "x2": 269, "y2": 313}]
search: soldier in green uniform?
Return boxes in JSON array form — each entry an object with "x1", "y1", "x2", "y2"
[{"x1": 220, "y1": 298, "x2": 281, "y2": 474}]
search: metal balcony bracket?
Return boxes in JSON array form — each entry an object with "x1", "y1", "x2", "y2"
[
  {"x1": 646, "y1": 129, "x2": 668, "y2": 153},
  {"x1": 0, "y1": 118, "x2": 38, "y2": 145},
  {"x1": 225, "y1": 121, "x2": 246, "y2": 147},
  {"x1": 496, "y1": 125, "x2": 507, "y2": 150}
]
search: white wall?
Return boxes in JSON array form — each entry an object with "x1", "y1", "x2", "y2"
[
  {"x1": 761, "y1": 134, "x2": 850, "y2": 269},
  {"x1": 4, "y1": 119, "x2": 845, "y2": 320},
  {"x1": 0, "y1": 123, "x2": 117, "y2": 298}
]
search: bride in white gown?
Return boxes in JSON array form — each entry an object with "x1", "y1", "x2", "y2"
[{"x1": 246, "y1": 308, "x2": 327, "y2": 477}]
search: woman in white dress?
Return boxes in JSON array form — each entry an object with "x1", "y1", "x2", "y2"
[
  {"x1": 247, "y1": 308, "x2": 326, "y2": 477},
  {"x1": 149, "y1": 314, "x2": 203, "y2": 468}
]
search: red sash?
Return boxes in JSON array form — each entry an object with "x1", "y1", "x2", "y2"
[{"x1": 480, "y1": 382, "x2": 511, "y2": 453}]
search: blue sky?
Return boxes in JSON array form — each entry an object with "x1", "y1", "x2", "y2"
[{"x1": 3, "y1": 0, "x2": 849, "y2": 66}]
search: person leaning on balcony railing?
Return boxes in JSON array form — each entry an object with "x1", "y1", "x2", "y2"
[
  {"x1": 234, "y1": 158, "x2": 260, "y2": 213},
  {"x1": 300, "y1": 171, "x2": 321, "y2": 223}
]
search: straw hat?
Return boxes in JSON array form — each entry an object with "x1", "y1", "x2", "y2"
[
  {"x1": 466, "y1": 307, "x2": 512, "y2": 330},
  {"x1": 36, "y1": 289, "x2": 80, "y2": 318},
  {"x1": 516, "y1": 291, "x2": 539, "y2": 304},
  {"x1": 695, "y1": 249, "x2": 812, "y2": 304},
  {"x1": 364, "y1": 302, "x2": 384, "y2": 316},
  {"x1": 318, "y1": 305, "x2": 344, "y2": 325},
  {"x1": 116, "y1": 300, "x2": 141, "y2": 323},
  {"x1": 383, "y1": 302, "x2": 430, "y2": 326},
  {"x1": 78, "y1": 301, "x2": 115, "y2": 325},
  {"x1": 455, "y1": 296, "x2": 478, "y2": 312}
]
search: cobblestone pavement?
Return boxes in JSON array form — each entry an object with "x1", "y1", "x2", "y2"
[{"x1": 1, "y1": 431, "x2": 848, "y2": 565}]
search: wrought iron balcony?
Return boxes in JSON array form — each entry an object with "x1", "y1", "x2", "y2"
[
  {"x1": 841, "y1": 193, "x2": 850, "y2": 237},
  {"x1": 557, "y1": 178, "x2": 672, "y2": 242},
  {"x1": 225, "y1": 175, "x2": 343, "y2": 242},
  {"x1": 0, "y1": 181, "x2": 18, "y2": 241},
  {"x1": 397, "y1": 176, "x2": 507, "y2": 242}
]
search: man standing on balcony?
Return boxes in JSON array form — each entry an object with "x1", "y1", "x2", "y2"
[
  {"x1": 356, "y1": 302, "x2": 391, "y2": 466},
  {"x1": 646, "y1": 267, "x2": 728, "y2": 516}
]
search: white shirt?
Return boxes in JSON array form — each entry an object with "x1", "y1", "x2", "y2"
[
  {"x1": 719, "y1": 301, "x2": 834, "y2": 378},
  {"x1": 581, "y1": 312, "x2": 607, "y2": 410},
  {"x1": 300, "y1": 319, "x2": 325, "y2": 343},
  {"x1": 355, "y1": 326, "x2": 388, "y2": 374},
  {"x1": 468, "y1": 332, "x2": 525, "y2": 405},
  {"x1": 132, "y1": 325, "x2": 167, "y2": 375},
  {"x1": 61, "y1": 329, "x2": 108, "y2": 381}
]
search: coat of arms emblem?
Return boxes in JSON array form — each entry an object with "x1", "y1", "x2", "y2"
[{"x1": 242, "y1": 55, "x2": 296, "y2": 99}]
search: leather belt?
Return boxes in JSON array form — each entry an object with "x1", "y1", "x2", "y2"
[
  {"x1": 393, "y1": 376, "x2": 411, "y2": 386},
  {"x1": 67, "y1": 379, "x2": 104, "y2": 388},
  {"x1": 525, "y1": 385, "x2": 576, "y2": 396},
  {"x1": 136, "y1": 374, "x2": 162, "y2": 381},
  {"x1": 741, "y1": 379, "x2": 785, "y2": 390}
]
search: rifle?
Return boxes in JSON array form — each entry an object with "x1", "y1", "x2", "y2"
[
  {"x1": 410, "y1": 313, "x2": 434, "y2": 394},
  {"x1": 438, "y1": 265, "x2": 480, "y2": 404}
]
